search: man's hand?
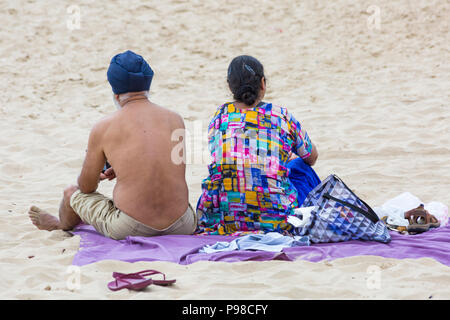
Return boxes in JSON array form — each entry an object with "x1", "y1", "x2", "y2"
[{"x1": 100, "y1": 167, "x2": 116, "y2": 181}]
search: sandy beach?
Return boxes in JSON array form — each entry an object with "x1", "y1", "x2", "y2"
[{"x1": 0, "y1": 0, "x2": 449, "y2": 299}]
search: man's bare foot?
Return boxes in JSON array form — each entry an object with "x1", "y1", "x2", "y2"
[{"x1": 28, "y1": 206, "x2": 61, "y2": 231}]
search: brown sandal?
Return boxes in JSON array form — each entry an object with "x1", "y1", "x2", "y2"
[{"x1": 404, "y1": 204, "x2": 440, "y2": 234}]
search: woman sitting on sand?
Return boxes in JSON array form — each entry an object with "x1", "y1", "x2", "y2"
[{"x1": 196, "y1": 55, "x2": 321, "y2": 235}]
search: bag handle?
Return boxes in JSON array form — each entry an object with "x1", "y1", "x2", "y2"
[
  {"x1": 323, "y1": 193, "x2": 379, "y2": 223},
  {"x1": 332, "y1": 175, "x2": 380, "y2": 221}
]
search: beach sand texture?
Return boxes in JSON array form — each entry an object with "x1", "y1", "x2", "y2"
[{"x1": 0, "y1": 0, "x2": 449, "y2": 299}]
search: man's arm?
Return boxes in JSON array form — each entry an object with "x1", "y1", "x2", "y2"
[{"x1": 77, "y1": 122, "x2": 107, "y2": 193}]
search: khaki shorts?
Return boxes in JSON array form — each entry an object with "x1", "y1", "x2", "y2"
[{"x1": 70, "y1": 190, "x2": 197, "y2": 240}]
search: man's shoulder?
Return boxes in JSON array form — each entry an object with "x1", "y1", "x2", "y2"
[
  {"x1": 90, "y1": 114, "x2": 114, "y2": 137},
  {"x1": 152, "y1": 103, "x2": 185, "y2": 127}
]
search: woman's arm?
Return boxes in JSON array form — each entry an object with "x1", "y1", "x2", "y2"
[
  {"x1": 303, "y1": 143, "x2": 318, "y2": 166},
  {"x1": 285, "y1": 109, "x2": 318, "y2": 166}
]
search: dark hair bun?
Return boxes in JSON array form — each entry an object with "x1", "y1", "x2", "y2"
[
  {"x1": 236, "y1": 85, "x2": 258, "y2": 106},
  {"x1": 227, "y1": 55, "x2": 265, "y2": 106}
]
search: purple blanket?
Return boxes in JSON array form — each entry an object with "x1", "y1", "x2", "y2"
[{"x1": 71, "y1": 224, "x2": 450, "y2": 267}]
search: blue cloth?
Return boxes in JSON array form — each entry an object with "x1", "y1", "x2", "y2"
[
  {"x1": 199, "y1": 232, "x2": 310, "y2": 253},
  {"x1": 107, "y1": 50, "x2": 154, "y2": 94},
  {"x1": 286, "y1": 158, "x2": 321, "y2": 206}
]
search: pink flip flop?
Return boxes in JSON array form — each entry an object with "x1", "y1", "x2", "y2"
[{"x1": 107, "y1": 269, "x2": 176, "y2": 291}]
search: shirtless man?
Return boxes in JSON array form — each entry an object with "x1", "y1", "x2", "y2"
[{"x1": 29, "y1": 50, "x2": 196, "y2": 239}]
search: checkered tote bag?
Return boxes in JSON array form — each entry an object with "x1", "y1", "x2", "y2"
[{"x1": 293, "y1": 174, "x2": 391, "y2": 243}]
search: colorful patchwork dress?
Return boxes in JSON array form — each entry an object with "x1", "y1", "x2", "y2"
[{"x1": 196, "y1": 102, "x2": 314, "y2": 235}]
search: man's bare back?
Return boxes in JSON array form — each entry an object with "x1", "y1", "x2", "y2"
[
  {"x1": 80, "y1": 98, "x2": 189, "y2": 229},
  {"x1": 29, "y1": 51, "x2": 195, "y2": 238}
]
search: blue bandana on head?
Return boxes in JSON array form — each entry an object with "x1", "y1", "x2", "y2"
[{"x1": 107, "y1": 50, "x2": 154, "y2": 94}]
